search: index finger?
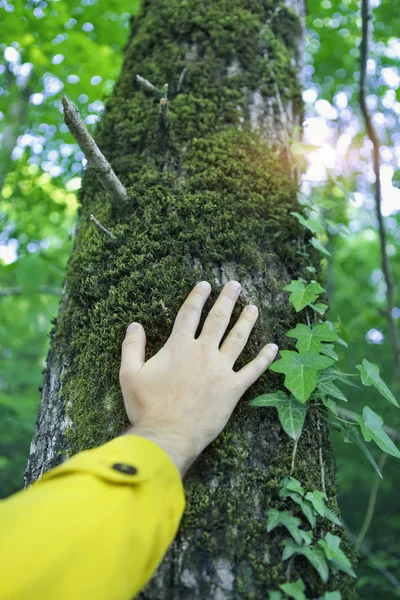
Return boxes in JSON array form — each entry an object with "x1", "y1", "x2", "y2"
[{"x1": 169, "y1": 281, "x2": 211, "y2": 339}]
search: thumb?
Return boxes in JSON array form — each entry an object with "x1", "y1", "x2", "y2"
[{"x1": 120, "y1": 322, "x2": 146, "y2": 378}]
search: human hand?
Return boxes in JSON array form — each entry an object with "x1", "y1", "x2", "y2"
[{"x1": 119, "y1": 281, "x2": 278, "y2": 476}]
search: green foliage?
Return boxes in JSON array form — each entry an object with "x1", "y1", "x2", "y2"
[
  {"x1": 318, "y1": 533, "x2": 356, "y2": 579},
  {"x1": 250, "y1": 391, "x2": 306, "y2": 440},
  {"x1": 269, "y1": 351, "x2": 334, "y2": 403},
  {"x1": 305, "y1": 490, "x2": 326, "y2": 518},
  {"x1": 280, "y1": 477, "x2": 341, "y2": 528},
  {"x1": 283, "y1": 280, "x2": 325, "y2": 312},
  {"x1": 286, "y1": 323, "x2": 339, "y2": 353},
  {"x1": 283, "y1": 539, "x2": 330, "y2": 584},
  {"x1": 279, "y1": 578, "x2": 306, "y2": 600},
  {"x1": 356, "y1": 359, "x2": 398, "y2": 407},
  {"x1": 269, "y1": 592, "x2": 284, "y2": 600},
  {"x1": 310, "y1": 237, "x2": 331, "y2": 257},
  {"x1": 316, "y1": 371, "x2": 348, "y2": 402},
  {"x1": 0, "y1": 406, "x2": 32, "y2": 498},
  {"x1": 337, "y1": 423, "x2": 383, "y2": 479},
  {"x1": 291, "y1": 212, "x2": 323, "y2": 234},
  {"x1": 266, "y1": 509, "x2": 312, "y2": 546},
  {"x1": 309, "y1": 303, "x2": 329, "y2": 316},
  {"x1": 355, "y1": 407, "x2": 400, "y2": 459}
]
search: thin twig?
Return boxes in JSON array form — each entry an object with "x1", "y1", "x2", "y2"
[
  {"x1": 290, "y1": 438, "x2": 299, "y2": 476},
  {"x1": 360, "y1": 0, "x2": 400, "y2": 378},
  {"x1": 346, "y1": 526, "x2": 400, "y2": 590},
  {"x1": 90, "y1": 214, "x2": 117, "y2": 242},
  {"x1": 355, "y1": 453, "x2": 388, "y2": 552},
  {"x1": 0, "y1": 286, "x2": 62, "y2": 297},
  {"x1": 61, "y1": 95, "x2": 129, "y2": 205}
]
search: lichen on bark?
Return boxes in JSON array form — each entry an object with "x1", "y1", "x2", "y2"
[{"x1": 26, "y1": 0, "x2": 357, "y2": 597}]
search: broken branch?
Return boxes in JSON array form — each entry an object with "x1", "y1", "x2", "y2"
[
  {"x1": 90, "y1": 214, "x2": 117, "y2": 242},
  {"x1": 61, "y1": 95, "x2": 129, "y2": 205}
]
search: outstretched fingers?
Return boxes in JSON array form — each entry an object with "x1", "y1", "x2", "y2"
[
  {"x1": 120, "y1": 322, "x2": 147, "y2": 381},
  {"x1": 170, "y1": 281, "x2": 211, "y2": 339},
  {"x1": 235, "y1": 343, "x2": 279, "y2": 392},
  {"x1": 219, "y1": 304, "x2": 259, "y2": 364},
  {"x1": 199, "y1": 280, "x2": 242, "y2": 345}
]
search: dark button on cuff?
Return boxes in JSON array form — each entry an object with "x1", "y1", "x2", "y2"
[{"x1": 112, "y1": 463, "x2": 138, "y2": 475}]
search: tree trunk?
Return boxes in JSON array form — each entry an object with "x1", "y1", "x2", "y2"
[{"x1": 25, "y1": 1, "x2": 357, "y2": 597}]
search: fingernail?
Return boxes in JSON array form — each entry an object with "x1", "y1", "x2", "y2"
[
  {"x1": 128, "y1": 322, "x2": 139, "y2": 332},
  {"x1": 228, "y1": 280, "x2": 241, "y2": 291},
  {"x1": 270, "y1": 343, "x2": 278, "y2": 353},
  {"x1": 199, "y1": 281, "x2": 211, "y2": 290},
  {"x1": 246, "y1": 305, "x2": 258, "y2": 314}
]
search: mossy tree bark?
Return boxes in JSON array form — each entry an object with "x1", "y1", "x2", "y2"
[{"x1": 25, "y1": 1, "x2": 357, "y2": 598}]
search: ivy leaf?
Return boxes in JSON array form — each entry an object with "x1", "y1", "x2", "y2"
[
  {"x1": 279, "y1": 479, "x2": 317, "y2": 528},
  {"x1": 302, "y1": 490, "x2": 342, "y2": 526},
  {"x1": 324, "y1": 507, "x2": 342, "y2": 527},
  {"x1": 268, "y1": 592, "x2": 283, "y2": 600},
  {"x1": 337, "y1": 423, "x2": 383, "y2": 478},
  {"x1": 320, "y1": 343, "x2": 339, "y2": 361},
  {"x1": 355, "y1": 406, "x2": 400, "y2": 459},
  {"x1": 321, "y1": 397, "x2": 338, "y2": 415},
  {"x1": 286, "y1": 323, "x2": 339, "y2": 353},
  {"x1": 318, "y1": 533, "x2": 355, "y2": 578},
  {"x1": 330, "y1": 321, "x2": 351, "y2": 345},
  {"x1": 316, "y1": 373, "x2": 348, "y2": 402},
  {"x1": 310, "y1": 303, "x2": 329, "y2": 315},
  {"x1": 284, "y1": 279, "x2": 325, "y2": 312},
  {"x1": 280, "y1": 490, "x2": 317, "y2": 529},
  {"x1": 250, "y1": 392, "x2": 307, "y2": 440},
  {"x1": 282, "y1": 538, "x2": 298, "y2": 560},
  {"x1": 305, "y1": 490, "x2": 326, "y2": 517},
  {"x1": 280, "y1": 477, "x2": 305, "y2": 497},
  {"x1": 356, "y1": 359, "x2": 398, "y2": 407},
  {"x1": 279, "y1": 578, "x2": 306, "y2": 600},
  {"x1": 270, "y1": 351, "x2": 334, "y2": 403},
  {"x1": 317, "y1": 592, "x2": 342, "y2": 600},
  {"x1": 310, "y1": 236, "x2": 331, "y2": 256},
  {"x1": 266, "y1": 509, "x2": 310, "y2": 546},
  {"x1": 291, "y1": 211, "x2": 323, "y2": 234},
  {"x1": 282, "y1": 540, "x2": 330, "y2": 584},
  {"x1": 325, "y1": 219, "x2": 350, "y2": 236},
  {"x1": 330, "y1": 560, "x2": 357, "y2": 579}
]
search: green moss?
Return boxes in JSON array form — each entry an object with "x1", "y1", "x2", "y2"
[{"x1": 50, "y1": 0, "x2": 357, "y2": 596}]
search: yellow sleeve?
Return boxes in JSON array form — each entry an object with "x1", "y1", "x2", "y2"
[{"x1": 0, "y1": 435, "x2": 185, "y2": 600}]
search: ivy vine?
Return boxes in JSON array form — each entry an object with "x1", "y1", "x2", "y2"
[{"x1": 250, "y1": 191, "x2": 399, "y2": 599}]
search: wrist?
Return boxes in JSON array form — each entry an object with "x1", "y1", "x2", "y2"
[{"x1": 123, "y1": 424, "x2": 198, "y2": 477}]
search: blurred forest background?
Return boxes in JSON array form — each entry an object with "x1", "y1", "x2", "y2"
[{"x1": 0, "y1": 0, "x2": 399, "y2": 597}]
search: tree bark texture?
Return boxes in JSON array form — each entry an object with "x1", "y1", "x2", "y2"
[{"x1": 26, "y1": 1, "x2": 357, "y2": 597}]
